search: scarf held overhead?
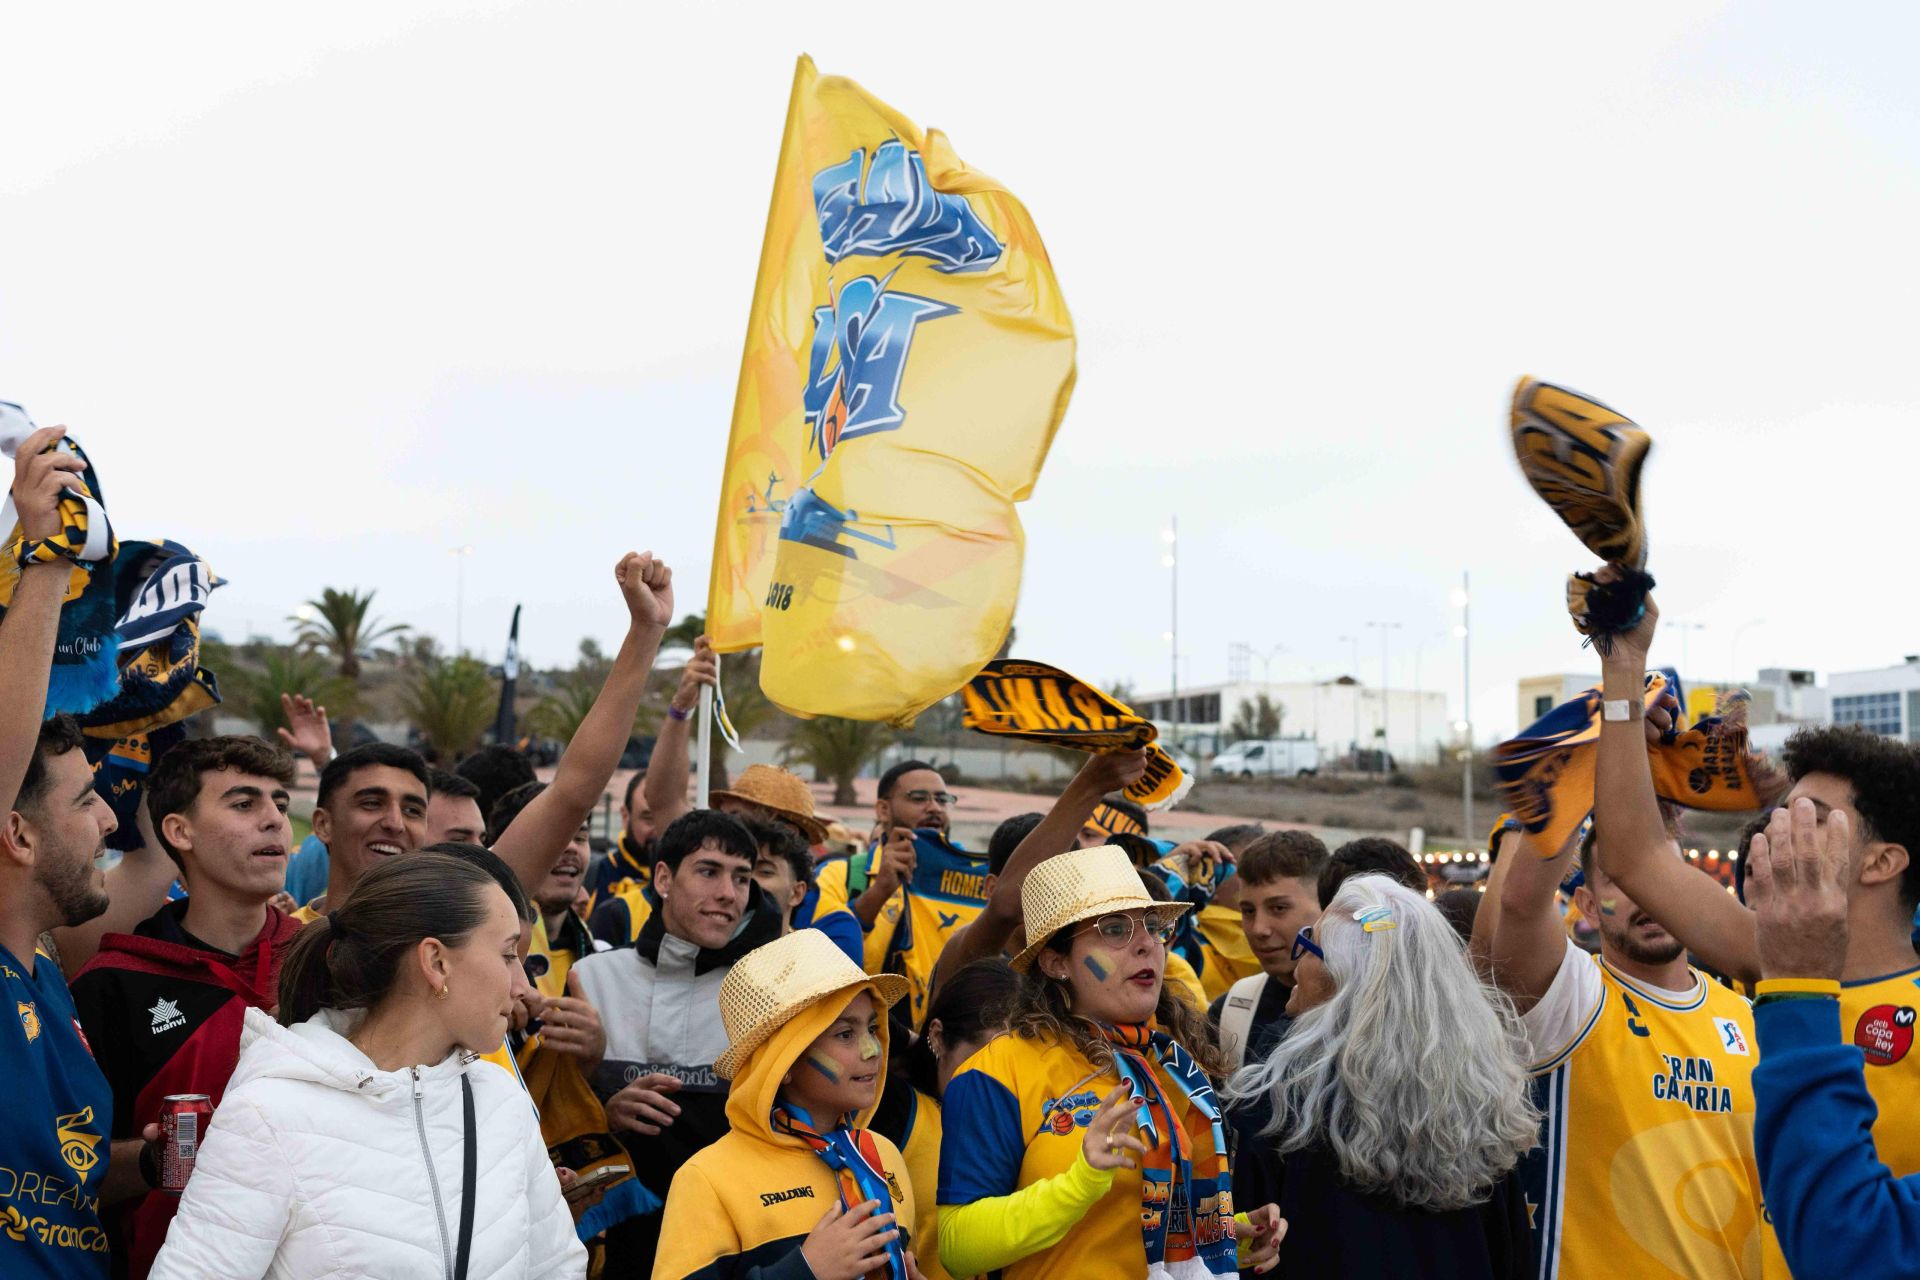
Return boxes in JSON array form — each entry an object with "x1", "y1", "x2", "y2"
[
  {"x1": 1493, "y1": 671, "x2": 1782, "y2": 857},
  {"x1": 0, "y1": 422, "x2": 120, "y2": 715},
  {"x1": 962, "y1": 660, "x2": 1191, "y2": 810},
  {"x1": 1099, "y1": 1023, "x2": 1236, "y2": 1279},
  {"x1": 1511, "y1": 377, "x2": 1657, "y2": 651}
]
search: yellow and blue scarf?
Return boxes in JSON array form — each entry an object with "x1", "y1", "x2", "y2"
[
  {"x1": 1100, "y1": 1023, "x2": 1236, "y2": 1277},
  {"x1": 1493, "y1": 671, "x2": 1783, "y2": 856},
  {"x1": 962, "y1": 659, "x2": 1191, "y2": 810},
  {"x1": 1511, "y1": 377, "x2": 1657, "y2": 653},
  {"x1": 771, "y1": 1102, "x2": 908, "y2": 1280},
  {"x1": 0, "y1": 428, "x2": 120, "y2": 715}
]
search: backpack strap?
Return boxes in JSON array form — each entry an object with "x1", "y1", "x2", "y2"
[{"x1": 1218, "y1": 973, "x2": 1270, "y2": 1069}]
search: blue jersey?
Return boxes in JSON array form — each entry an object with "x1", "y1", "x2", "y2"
[{"x1": 0, "y1": 942, "x2": 113, "y2": 1277}]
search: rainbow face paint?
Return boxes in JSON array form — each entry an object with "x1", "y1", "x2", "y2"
[
  {"x1": 1083, "y1": 955, "x2": 1111, "y2": 983},
  {"x1": 804, "y1": 1050, "x2": 842, "y2": 1083}
]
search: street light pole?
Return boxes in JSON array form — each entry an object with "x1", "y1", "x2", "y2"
[
  {"x1": 450, "y1": 544, "x2": 476, "y2": 655},
  {"x1": 1455, "y1": 572, "x2": 1474, "y2": 843},
  {"x1": 1163, "y1": 519, "x2": 1179, "y2": 748},
  {"x1": 1367, "y1": 621, "x2": 1401, "y2": 767},
  {"x1": 1731, "y1": 618, "x2": 1766, "y2": 684},
  {"x1": 1338, "y1": 633, "x2": 1360, "y2": 765}
]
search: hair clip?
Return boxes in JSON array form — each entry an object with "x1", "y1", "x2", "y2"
[{"x1": 1354, "y1": 905, "x2": 1398, "y2": 933}]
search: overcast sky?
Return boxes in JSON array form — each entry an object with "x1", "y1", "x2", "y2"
[{"x1": 5, "y1": 1, "x2": 1917, "y2": 739}]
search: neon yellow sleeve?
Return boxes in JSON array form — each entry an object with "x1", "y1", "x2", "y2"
[{"x1": 935, "y1": 1150, "x2": 1115, "y2": 1277}]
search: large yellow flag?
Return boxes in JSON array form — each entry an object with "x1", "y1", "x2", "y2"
[{"x1": 707, "y1": 55, "x2": 1075, "y2": 723}]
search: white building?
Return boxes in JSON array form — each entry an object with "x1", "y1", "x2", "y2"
[
  {"x1": 1132, "y1": 679, "x2": 1453, "y2": 766},
  {"x1": 1829, "y1": 658, "x2": 1920, "y2": 741}
]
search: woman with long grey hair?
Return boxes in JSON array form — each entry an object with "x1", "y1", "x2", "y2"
[{"x1": 1230, "y1": 874, "x2": 1536, "y2": 1277}]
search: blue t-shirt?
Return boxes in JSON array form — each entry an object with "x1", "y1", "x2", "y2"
[
  {"x1": 283, "y1": 833, "x2": 330, "y2": 905},
  {"x1": 0, "y1": 942, "x2": 113, "y2": 1277}
]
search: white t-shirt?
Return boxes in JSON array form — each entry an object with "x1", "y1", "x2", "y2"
[{"x1": 1519, "y1": 938, "x2": 1702, "y2": 1069}]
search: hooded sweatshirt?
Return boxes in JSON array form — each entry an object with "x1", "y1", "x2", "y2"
[
  {"x1": 70, "y1": 900, "x2": 301, "y2": 1279},
  {"x1": 652, "y1": 985, "x2": 916, "y2": 1280},
  {"x1": 148, "y1": 1006, "x2": 586, "y2": 1280}
]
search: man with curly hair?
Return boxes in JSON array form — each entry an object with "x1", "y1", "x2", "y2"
[{"x1": 1593, "y1": 590, "x2": 1920, "y2": 1186}]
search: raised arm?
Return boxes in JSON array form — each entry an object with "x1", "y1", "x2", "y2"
[
  {"x1": 1490, "y1": 825, "x2": 1582, "y2": 1013},
  {"x1": 1467, "y1": 822, "x2": 1520, "y2": 980},
  {"x1": 0, "y1": 427, "x2": 85, "y2": 814},
  {"x1": 1592, "y1": 578, "x2": 1762, "y2": 982},
  {"x1": 928, "y1": 750, "x2": 1147, "y2": 994},
  {"x1": 642, "y1": 636, "x2": 714, "y2": 832},
  {"x1": 491, "y1": 553, "x2": 670, "y2": 893}
]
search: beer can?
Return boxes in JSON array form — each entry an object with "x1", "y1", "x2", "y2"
[{"x1": 160, "y1": 1094, "x2": 212, "y2": 1193}]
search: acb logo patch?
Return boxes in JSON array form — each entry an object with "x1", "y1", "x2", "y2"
[{"x1": 1854, "y1": 1004, "x2": 1917, "y2": 1067}]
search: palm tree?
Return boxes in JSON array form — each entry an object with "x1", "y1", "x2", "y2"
[
  {"x1": 292, "y1": 588, "x2": 409, "y2": 680},
  {"x1": 403, "y1": 655, "x2": 498, "y2": 761},
  {"x1": 783, "y1": 715, "x2": 894, "y2": 806},
  {"x1": 228, "y1": 646, "x2": 357, "y2": 739}
]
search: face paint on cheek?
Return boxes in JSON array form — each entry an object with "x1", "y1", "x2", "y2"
[
  {"x1": 1598, "y1": 899, "x2": 1619, "y2": 917},
  {"x1": 1083, "y1": 955, "x2": 1111, "y2": 983},
  {"x1": 858, "y1": 1032, "x2": 881, "y2": 1062},
  {"x1": 804, "y1": 1050, "x2": 842, "y2": 1084}
]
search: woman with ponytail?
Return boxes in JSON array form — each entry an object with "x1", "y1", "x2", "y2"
[
  {"x1": 937, "y1": 846, "x2": 1283, "y2": 1280},
  {"x1": 150, "y1": 852, "x2": 587, "y2": 1278}
]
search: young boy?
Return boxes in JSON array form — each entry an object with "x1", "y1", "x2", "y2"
[
  {"x1": 71, "y1": 735, "x2": 301, "y2": 1278},
  {"x1": 652, "y1": 929, "x2": 929, "y2": 1280}
]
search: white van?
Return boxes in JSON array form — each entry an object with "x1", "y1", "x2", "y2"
[{"x1": 1210, "y1": 738, "x2": 1320, "y2": 778}]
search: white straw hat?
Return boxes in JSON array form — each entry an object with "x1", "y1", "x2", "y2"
[
  {"x1": 713, "y1": 929, "x2": 909, "y2": 1080},
  {"x1": 1010, "y1": 845, "x2": 1192, "y2": 972}
]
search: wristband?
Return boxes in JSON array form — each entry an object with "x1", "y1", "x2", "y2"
[
  {"x1": 1754, "y1": 977, "x2": 1842, "y2": 998},
  {"x1": 666, "y1": 705, "x2": 692, "y2": 722}
]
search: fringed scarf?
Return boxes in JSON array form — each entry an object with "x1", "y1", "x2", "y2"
[
  {"x1": 1099, "y1": 1023, "x2": 1236, "y2": 1279},
  {"x1": 771, "y1": 1102, "x2": 908, "y2": 1280},
  {"x1": 1493, "y1": 670, "x2": 1784, "y2": 856}
]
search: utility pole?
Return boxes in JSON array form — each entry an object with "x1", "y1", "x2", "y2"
[
  {"x1": 1455, "y1": 572, "x2": 1474, "y2": 843},
  {"x1": 1367, "y1": 621, "x2": 1401, "y2": 768},
  {"x1": 1163, "y1": 519, "x2": 1179, "y2": 748}
]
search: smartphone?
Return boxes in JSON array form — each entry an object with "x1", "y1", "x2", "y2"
[{"x1": 563, "y1": 1163, "x2": 631, "y2": 1201}]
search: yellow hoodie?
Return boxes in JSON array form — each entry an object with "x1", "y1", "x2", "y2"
[{"x1": 651, "y1": 985, "x2": 917, "y2": 1280}]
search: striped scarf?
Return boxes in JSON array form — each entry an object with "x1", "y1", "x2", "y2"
[
  {"x1": 1099, "y1": 1023, "x2": 1236, "y2": 1279},
  {"x1": 0, "y1": 429, "x2": 121, "y2": 715},
  {"x1": 770, "y1": 1102, "x2": 908, "y2": 1280}
]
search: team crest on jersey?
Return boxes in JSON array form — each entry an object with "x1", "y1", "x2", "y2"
[
  {"x1": 17, "y1": 1000, "x2": 40, "y2": 1042},
  {"x1": 1037, "y1": 1089, "x2": 1102, "y2": 1138},
  {"x1": 1712, "y1": 1016, "x2": 1750, "y2": 1056},
  {"x1": 55, "y1": 1107, "x2": 101, "y2": 1177},
  {"x1": 1854, "y1": 1004, "x2": 1916, "y2": 1067}
]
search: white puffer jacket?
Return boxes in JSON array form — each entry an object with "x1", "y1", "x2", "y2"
[{"x1": 150, "y1": 1007, "x2": 587, "y2": 1280}]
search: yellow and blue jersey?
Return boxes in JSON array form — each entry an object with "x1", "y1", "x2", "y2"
[
  {"x1": 1520, "y1": 941, "x2": 1768, "y2": 1279},
  {"x1": 1835, "y1": 964, "x2": 1920, "y2": 1179},
  {"x1": 0, "y1": 943, "x2": 112, "y2": 1278}
]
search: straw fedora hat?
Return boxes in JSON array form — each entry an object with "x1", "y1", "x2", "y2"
[
  {"x1": 710, "y1": 764, "x2": 829, "y2": 844},
  {"x1": 1010, "y1": 845, "x2": 1193, "y2": 972},
  {"x1": 713, "y1": 929, "x2": 910, "y2": 1080}
]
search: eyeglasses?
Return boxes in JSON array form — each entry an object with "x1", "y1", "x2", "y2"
[
  {"x1": 901, "y1": 789, "x2": 958, "y2": 808},
  {"x1": 1078, "y1": 909, "x2": 1180, "y2": 950},
  {"x1": 1291, "y1": 926, "x2": 1325, "y2": 963}
]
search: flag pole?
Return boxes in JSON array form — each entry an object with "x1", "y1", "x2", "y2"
[{"x1": 696, "y1": 653, "x2": 716, "y2": 809}]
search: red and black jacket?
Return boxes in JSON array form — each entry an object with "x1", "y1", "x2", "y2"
[{"x1": 70, "y1": 901, "x2": 301, "y2": 1280}]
